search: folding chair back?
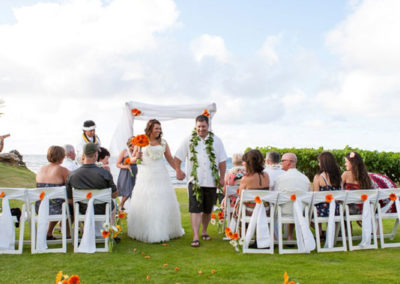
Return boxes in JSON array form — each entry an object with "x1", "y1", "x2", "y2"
[
  {"x1": 72, "y1": 188, "x2": 111, "y2": 253},
  {"x1": 0, "y1": 188, "x2": 27, "y2": 254},
  {"x1": 344, "y1": 189, "x2": 378, "y2": 251},
  {"x1": 311, "y1": 190, "x2": 347, "y2": 252},
  {"x1": 238, "y1": 190, "x2": 278, "y2": 254},
  {"x1": 26, "y1": 186, "x2": 69, "y2": 253},
  {"x1": 376, "y1": 188, "x2": 400, "y2": 248}
]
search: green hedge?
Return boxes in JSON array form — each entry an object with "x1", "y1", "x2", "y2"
[{"x1": 245, "y1": 146, "x2": 400, "y2": 183}]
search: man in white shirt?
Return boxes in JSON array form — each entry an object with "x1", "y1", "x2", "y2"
[
  {"x1": 175, "y1": 115, "x2": 227, "y2": 248},
  {"x1": 264, "y1": 151, "x2": 285, "y2": 190},
  {"x1": 275, "y1": 152, "x2": 310, "y2": 240},
  {"x1": 61, "y1": 144, "x2": 79, "y2": 171},
  {"x1": 76, "y1": 120, "x2": 101, "y2": 164}
]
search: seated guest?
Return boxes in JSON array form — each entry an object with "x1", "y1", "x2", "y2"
[
  {"x1": 313, "y1": 152, "x2": 342, "y2": 217},
  {"x1": 61, "y1": 144, "x2": 79, "y2": 171},
  {"x1": 264, "y1": 151, "x2": 285, "y2": 190},
  {"x1": 238, "y1": 149, "x2": 269, "y2": 195},
  {"x1": 221, "y1": 153, "x2": 245, "y2": 209},
  {"x1": 66, "y1": 143, "x2": 118, "y2": 216},
  {"x1": 275, "y1": 153, "x2": 310, "y2": 240},
  {"x1": 36, "y1": 145, "x2": 70, "y2": 240},
  {"x1": 369, "y1": 172, "x2": 397, "y2": 213},
  {"x1": 97, "y1": 147, "x2": 111, "y2": 172}
]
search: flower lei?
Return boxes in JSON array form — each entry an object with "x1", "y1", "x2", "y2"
[{"x1": 189, "y1": 128, "x2": 221, "y2": 202}]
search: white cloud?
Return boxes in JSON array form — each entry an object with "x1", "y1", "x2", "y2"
[
  {"x1": 190, "y1": 34, "x2": 230, "y2": 63},
  {"x1": 257, "y1": 35, "x2": 281, "y2": 65}
]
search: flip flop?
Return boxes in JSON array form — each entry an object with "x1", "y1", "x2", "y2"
[
  {"x1": 190, "y1": 240, "x2": 200, "y2": 247},
  {"x1": 201, "y1": 234, "x2": 211, "y2": 241}
]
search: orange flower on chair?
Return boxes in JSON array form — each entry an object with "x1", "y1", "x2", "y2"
[
  {"x1": 218, "y1": 211, "x2": 224, "y2": 219},
  {"x1": 69, "y1": 275, "x2": 80, "y2": 284},
  {"x1": 211, "y1": 213, "x2": 216, "y2": 219},
  {"x1": 361, "y1": 194, "x2": 368, "y2": 202},
  {"x1": 290, "y1": 194, "x2": 296, "y2": 201},
  {"x1": 202, "y1": 109, "x2": 210, "y2": 117},
  {"x1": 0, "y1": 192, "x2": 5, "y2": 198},
  {"x1": 131, "y1": 108, "x2": 142, "y2": 116},
  {"x1": 325, "y1": 194, "x2": 333, "y2": 203},
  {"x1": 390, "y1": 193, "x2": 397, "y2": 201},
  {"x1": 39, "y1": 191, "x2": 45, "y2": 201},
  {"x1": 102, "y1": 230, "x2": 110, "y2": 238},
  {"x1": 254, "y1": 195, "x2": 262, "y2": 204},
  {"x1": 86, "y1": 192, "x2": 92, "y2": 199}
]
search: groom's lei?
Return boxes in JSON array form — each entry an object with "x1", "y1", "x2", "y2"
[{"x1": 189, "y1": 128, "x2": 221, "y2": 202}]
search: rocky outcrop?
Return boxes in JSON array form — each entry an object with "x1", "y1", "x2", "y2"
[{"x1": 0, "y1": 150, "x2": 26, "y2": 167}]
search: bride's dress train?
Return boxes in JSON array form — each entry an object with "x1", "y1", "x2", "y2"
[{"x1": 127, "y1": 140, "x2": 184, "y2": 243}]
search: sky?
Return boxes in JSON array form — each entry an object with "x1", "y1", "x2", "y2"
[{"x1": 1, "y1": 0, "x2": 400, "y2": 156}]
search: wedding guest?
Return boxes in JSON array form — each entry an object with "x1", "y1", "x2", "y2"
[
  {"x1": 221, "y1": 153, "x2": 245, "y2": 209},
  {"x1": 275, "y1": 153, "x2": 311, "y2": 240},
  {"x1": 76, "y1": 120, "x2": 101, "y2": 164},
  {"x1": 264, "y1": 151, "x2": 285, "y2": 190},
  {"x1": 312, "y1": 152, "x2": 342, "y2": 220},
  {"x1": 116, "y1": 137, "x2": 139, "y2": 211},
  {"x1": 61, "y1": 144, "x2": 79, "y2": 171},
  {"x1": 36, "y1": 145, "x2": 69, "y2": 240},
  {"x1": 175, "y1": 114, "x2": 227, "y2": 248},
  {"x1": 237, "y1": 150, "x2": 269, "y2": 196},
  {"x1": 97, "y1": 147, "x2": 111, "y2": 172}
]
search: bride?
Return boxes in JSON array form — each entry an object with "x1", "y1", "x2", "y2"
[{"x1": 127, "y1": 119, "x2": 184, "y2": 243}]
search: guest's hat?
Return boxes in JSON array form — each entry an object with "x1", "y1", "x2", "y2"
[
  {"x1": 83, "y1": 143, "x2": 99, "y2": 155},
  {"x1": 83, "y1": 120, "x2": 96, "y2": 131}
]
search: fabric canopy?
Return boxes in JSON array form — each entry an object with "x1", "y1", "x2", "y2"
[{"x1": 110, "y1": 101, "x2": 216, "y2": 155}]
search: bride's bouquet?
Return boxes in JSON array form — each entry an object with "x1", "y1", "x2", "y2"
[{"x1": 131, "y1": 134, "x2": 150, "y2": 164}]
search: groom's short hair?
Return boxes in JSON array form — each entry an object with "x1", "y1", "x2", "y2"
[{"x1": 195, "y1": 115, "x2": 209, "y2": 125}]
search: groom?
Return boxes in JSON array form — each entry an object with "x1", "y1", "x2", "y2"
[{"x1": 175, "y1": 115, "x2": 227, "y2": 247}]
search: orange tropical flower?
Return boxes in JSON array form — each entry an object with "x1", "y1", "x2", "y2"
[
  {"x1": 290, "y1": 194, "x2": 296, "y2": 201},
  {"x1": 233, "y1": 232, "x2": 239, "y2": 240},
  {"x1": 62, "y1": 281, "x2": 69, "y2": 284},
  {"x1": 325, "y1": 194, "x2": 334, "y2": 203},
  {"x1": 163, "y1": 263, "x2": 168, "y2": 267},
  {"x1": 289, "y1": 281, "x2": 296, "y2": 284},
  {"x1": 254, "y1": 195, "x2": 262, "y2": 204},
  {"x1": 86, "y1": 192, "x2": 92, "y2": 199},
  {"x1": 39, "y1": 191, "x2": 45, "y2": 201},
  {"x1": 123, "y1": 158, "x2": 132, "y2": 165},
  {"x1": 202, "y1": 109, "x2": 210, "y2": 117},
  {"x1": 361, "y1": 194, "x2": 368, "y2": 202},
  {"x1": 211, "y1": 213, "x2": 216, "y2": 219},
  {"x1": 218, "y1": 211, "x2": 224, "y2": 219},
  {"x1": 175, "y1": 267, "x2": 179, "y2": 271},
  {"x1": 0, "y1": 191, "x2": 5, "y2": 198},
  {"x1": 390, "y1": 193, "x2": 397, "y2": 201},
  {"x1": 283, "y1": 272, "x2": 289, "y2": 284},
  {"x1": 228, "y1": 231, "x2": 234, "y2": 239},
  {"x1": 211, "y1": 269, "x2": 216, "y2": 274},
  {"x1": 225, "y1": 227, "x2": 231, "y2": 234},
  {"x1": 141, "y1": 252, "x2": 145, "y2": 256},
  {"x1": 236, "y1": 188, "x2": 240, "y2": 195},
  {"x1": 68, "y1": 275, "x2": 80, "y2": 284},
  {"x1": 56, "y1": 271, "x2": 63, "y2": 283},
  {"x1": 131, "y1": 108, "x2": 142, "y2": 116},
  {"x1": 102, "y1": 230, "x2": 110, "y2": 238},
  {"x1": 118, "y1": 211, "x2": 127, "y2": 219},
  {"x1": 132, "y1": 134, "x2": 150, "y2": 148}
]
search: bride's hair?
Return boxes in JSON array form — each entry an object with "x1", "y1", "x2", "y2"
[{"x1": 145, "y1": 119, "x2": 163, "y2": 140}]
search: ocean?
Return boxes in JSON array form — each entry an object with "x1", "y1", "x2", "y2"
[{"x1": 24, "y1": 155, "x2": 233, "y2": 186}]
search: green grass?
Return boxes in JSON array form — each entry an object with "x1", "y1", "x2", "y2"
[
  {"x1": 1, "y1": 164, "x2": 400, "y2": 283},
  {"x1": 0, "y1": 162, "x2": 36, "y2": 188}
]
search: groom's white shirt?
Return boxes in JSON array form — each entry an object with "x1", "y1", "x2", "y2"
[{"x1": 175, "y1": 133, "x2": 227, "y2": 187}]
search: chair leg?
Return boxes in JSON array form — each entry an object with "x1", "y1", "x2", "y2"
[
  {"x1": 278, "y1": 207, "x2": 283, "y2": 254},
  {"x1": 340, "y1": 205, "x2": 347, "y2": 251},
  {"x1": 313, "y1": 209, "x2": 321, "y2": 252},
  {"x1": 345, "y1": 205, "x2": 353, "y2": 251},
  {"x1": 30, "y1": 205, "x2": 36, "y2": 254},
  {"x1": 73, "y1": 204, "x2": 79, "y2": 252},
  {"x1": 389, "y1": 219, "x2": 399, "y2": 241},
  {"x1": 378, "y1": 205, "x2": 385, "y2": 248}
]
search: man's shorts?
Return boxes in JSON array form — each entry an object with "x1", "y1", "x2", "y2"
[{"x1": 188, "y1": 183, "x2": 217, "y2": 214}]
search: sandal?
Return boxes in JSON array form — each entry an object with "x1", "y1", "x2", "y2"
[
  {"x1": 190, "y1": 240, "x2": 200, "y2": 247},
  {"x1": 201, "y1": 234, "x2": 211, "y2": 241},
  {"x1": 47, "y1": 235, "x2": 56, "y2": 240}
]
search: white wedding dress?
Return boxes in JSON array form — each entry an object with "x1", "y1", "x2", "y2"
[{"x1": 127, "y1": 140, "x2": 184, "y2": 243}]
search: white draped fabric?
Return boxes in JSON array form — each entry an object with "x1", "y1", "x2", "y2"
[
  {"x1": 293, "y1": 199, "x2": 316, "y2": 252},
  {"x1": 245, "y1": 202, "x2": 271, "y2": 248},
  {"x1": 77, "y1": 198, "x2": 96, "y2": 253},
  {"x1": 36, "y1": 195, "x2": 50, "y2": 251},
  {"x1": 110, "y1": 101, "x2": 216, "y2": 155},
  {"x1": 0, "y1": 197, "x2": 15, "y2": 250}
]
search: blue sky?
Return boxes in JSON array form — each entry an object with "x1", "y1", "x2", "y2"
[{"x1": 1, "y1": 0, "x2": 399, "y2": 155}]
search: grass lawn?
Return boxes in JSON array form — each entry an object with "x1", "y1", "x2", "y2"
[{"x1": 1, "y1": 163, "x2": 400, "y2": 283}]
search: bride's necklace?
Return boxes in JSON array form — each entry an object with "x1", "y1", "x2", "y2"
[{"x1": 189, "y1": 129, "x2": 221, "y2": 202}]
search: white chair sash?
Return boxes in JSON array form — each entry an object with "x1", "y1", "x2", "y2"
[
  {"x1": 0, "y1": 197, "x2": 15, "y2": 250},
  {"x1": 293, "y1": 199, "x2": 315, "y2": 252},
  {"x1": 77, "y1": 197, "x2": 96, "y2": 253},
  {"x1": 36, "y1": 195, "x2": 50, "y2": 251},
  {"x1": 360, "y1": 199, "x2": 372, "y2": 247},
  {"x1": 325, "y1": 198, "x2": 336, "y2": 249},
  {"x1": 244, "y1": 202, "x2": 271, "y2": 248}
]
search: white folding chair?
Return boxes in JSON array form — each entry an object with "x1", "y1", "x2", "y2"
[
  {"x1": 311, "y1": 191, "x2": 347, "y2": 252},
  {"x1": 236, "y1": 190, "x2": 278, "y2": 254},
  {"x1": 376, "y1": 188, "x2": 400, "y2": 248},
  {"x1": 344, "y1": 189, "x2": 378, "y2": 251},
  {"x1": 26, "y1": 186, "x2": 70, "y2": 253},
  {"x1": 73, "y1": 188, "x2": 111, "y2": 253},
  {"x1": 0, "y1": 188, "x2": 27, "y2": 254},
  {"x1": 276, "y1": 191, "x2": 314, "y2": 254},
  {"x1": 224, "y1": 185, "x2": 239, "y2": 235}
]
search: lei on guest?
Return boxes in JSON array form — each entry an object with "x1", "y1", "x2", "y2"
[
  {"x1": 82, "y1": 133, "x2": 99, "y2": 144},
  {"x1": 189, "y1": 128, "x2": 221, "y2": 202}
]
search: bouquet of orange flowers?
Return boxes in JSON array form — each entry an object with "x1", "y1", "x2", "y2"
[
  {"x1": 123, "y1": 157, "x2": 135, "y2": 177},
  {"x1": 55, "y1": 271, "x2": 80, "y2": 284},
  {"x1": 210, "y1": 209, "x2": 224, "y2": 233},
  {"x1": 131, "y1": 134, "x2": 150, "y2": 164}
]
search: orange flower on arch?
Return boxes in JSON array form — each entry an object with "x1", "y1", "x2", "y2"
[
  {"x1": 131, "y1": 108, "x2": 142, "y2": 116},
  {"x1": 102, "y1": 230, "x2": 110, "y2": 238},
  {"x1": 361, "y1": 194, "x2": 368, "y2": 202},
  {"x1": 218, "y1": 211, "x2": 224, "y2": 219},
  {"x1": 390, "y1": 193, "x2": 397, "y2": 202},
  {"x1": 202, "y1": 109, "x2": 210, "y2": 117},
  {"x1": 69, "y1": 275, "x2": 80, "y2": 284},
  {"x1": 211, "y1": 213, "x2": 216, "y2": 219},
  {"x1": 39, "y1": 191, "x2": 45, "y2": 201},
  {"x1": 290, "y1": 194, "x2": 296, "y2": 201},
  {"x1": 86, "y1": 192, "x2": 92, "y2": 199},
  {"x1": 325, "y1": 194, "x2": 334, "y2": 203},
  {"x1": 232, "y1": 232, "x2": 239, "y2": 240},
  {"x1": 0, "y1": 192, "x2": 5, "y2": 198},
  {"x1": 254, "y1": 195, "x2": 262, "y2": 204}
]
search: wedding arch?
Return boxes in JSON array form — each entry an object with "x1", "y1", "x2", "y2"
[{"x1": 110, "y1": 101, "x2": 216, "y2": 155}]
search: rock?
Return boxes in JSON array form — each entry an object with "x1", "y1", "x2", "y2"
[{"x1": 0, "y1": 150, "x2": 26, "y2": 167}]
